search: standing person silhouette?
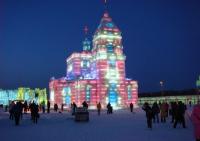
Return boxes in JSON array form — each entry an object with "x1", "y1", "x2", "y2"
[
  {"x1": 142, "y1": 102, "x2": 153, "y2": 129},
  {"x1": 47, "y1": 100, "x2": 50, "y2": 113},
  {"x1": 130, "y1": 102, "x2": 133, "y2": 113},
  {"x1": 97, "y1": 102, "x2": 101, "y2": 115}
]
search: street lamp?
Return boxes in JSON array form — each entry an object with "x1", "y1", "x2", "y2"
[
  {"x1": 196, "y1": 76, "x2": 200, "y2": 103},
  {"x1": 160, "y1": 81, "x2": 164, "y2": 97}
]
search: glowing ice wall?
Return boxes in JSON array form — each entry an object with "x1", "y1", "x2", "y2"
[
  {"x1": 0, "y1": 88, "x2": 47, "y2": 105},
  {"x1": 49, "y1": 12, "x2": 138, "y2": 109},
  {"x1": 49, "y1": 78, "x2": 67, "y2": 105}
]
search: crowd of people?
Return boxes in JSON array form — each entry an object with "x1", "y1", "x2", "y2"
[
  {"x1": 142, "y1": 101, "x2": 187, "y2": 129},
  {"x1": 141, "y1": 100, "x2": 200, "y2": 141},
  {"x1": 70, "y1": 101, "x2": 112, "y2": 116},
  {"x1": 8, "y1": 100, "x2": 52, "y2": 125},
  {"x1": 9, "y1": 101, "x2": 40, "y2": 125},
  {"x1": 5, "y1": 99, "x2": 200, "y2": 141}
]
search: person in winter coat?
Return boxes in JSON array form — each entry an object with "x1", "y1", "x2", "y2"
[
  {"x1": 191, "y1": 101, "x2": 200, "y2": 141},
  {"x1": 173, "y1": 101, "x2": 186, "y2": 128},
  {"x1": 160, "y1": 102, "x2": 167, "y2": 123},
  {"x1": 165, "y1": 102, "x2": 169, "y2": 117},
  {"x1": 170, "y1": 102, "x2": 178, "y2": 123},
  {"x1": 189, "y1": 101, "x2": 192, "y2": 107},
  {"x1": 18, "y1": 101, "x2": 23, "y2": 120},
  {"x1": 152, "y1": 102, "x2": 160, "y2": 123},
  {"x1": 41, "y1": 101, "x2": 45, "y2": 113},
  {"x1": 47, "y1": 100, "x2": 50, "y2": 113},
  {"x1": 29, "y1": 102, "x2": 34, "y2": 120},
  {"x1": 97, "y1": 102, "x2": 101, "y2": 115},
  {"x1": 9, "y1": 101, "x2": 15, "y2": 120},
  {"x1": 13, "y1": 102, "x2": 21, "y2": 125},
  {"x1": 32, "y1": 102, "x2": 39, "y2": 124},
  {"x1": 61, "y1": 103, "x2": 64, "y2": 112},
  {"x1": 54, "y1": 103, "x2": 58, "y2": 112},
  {"x1": 71, "y1": 102, "x2": 77, "y2": 115},
  {"x1": 142, "y1": 102, "x2": 153, "y2": 129},
  {"x1": 110, "y1": 105, "x2": 113, "y2": 114},
  {"x1": 130, "y1": 103, "x2": 134, "y2": 113},
  {"x1": 82, "y1": 101, "x2": 88, "y2": 109},
  {"x1": 107, "y1": 103, "x2": 111, "y2": 114},
  {"x1": 23, "y1": 101, "x2": 28, "y2": 114}
]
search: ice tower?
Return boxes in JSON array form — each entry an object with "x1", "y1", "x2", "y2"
[{"x1": 49, "y1": 10, "x2": 138, "y2": 109}]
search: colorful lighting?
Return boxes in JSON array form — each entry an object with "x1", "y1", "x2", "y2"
[
  {"x1": 0, "y1": 88, "x2": 47, "y2": 105},
  {"x1": 49, "y1": 12, "x2": 138, "y2": 109}
]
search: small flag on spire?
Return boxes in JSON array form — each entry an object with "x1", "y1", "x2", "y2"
[
  {"x1": 103, "y1": 0, "x2": 108, "y2": 12},
  {"x1": 84, "y1": 26, "x2": 88, "y2": 35}
]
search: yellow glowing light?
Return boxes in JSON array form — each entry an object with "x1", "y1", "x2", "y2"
[{"x1": 93, "y1": 34, "x2": 122, "y2": 41}]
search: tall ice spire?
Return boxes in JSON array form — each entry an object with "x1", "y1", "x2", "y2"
[
  {"x1": 92, "y1": 1, "x2": 122, "y2": 52},
  {"x1": 103, "y1": 0, "x2": 108, "y2": 12},
  {"x1": 82, "y1": 25, "x2": 91, "y2": 51}
]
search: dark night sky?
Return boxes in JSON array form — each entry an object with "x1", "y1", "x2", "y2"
[{"x1": 0, "y1": 0, "x2": 200, "y2": 93}]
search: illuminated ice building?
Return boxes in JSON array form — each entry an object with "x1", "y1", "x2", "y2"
[
  {"x1": 49, "y1": 11, "x2": 138, "y2": 109},
  {"x1": 0, "y1": 88, "x2": 47, "y2": 106}
]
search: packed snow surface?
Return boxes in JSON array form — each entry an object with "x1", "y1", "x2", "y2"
[{"x1": 0, "y1": 107, "x2": 194, "y2": 141}]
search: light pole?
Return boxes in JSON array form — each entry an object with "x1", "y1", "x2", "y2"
[
  {"x1": 160, "y1": 81, "x2": 164, "y2": 99},
  {"x1": 196, "y1": 76, "x2": 200, "y2": 103}
]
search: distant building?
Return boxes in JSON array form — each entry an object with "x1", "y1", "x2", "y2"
[
  {"x1": 0, "y1": 88, "x2": 47, "y2": 105},
  {"x1": 49, "y1": 11, "x2": 138, "y2": 109},
  {"x1": 138, "y1": 89, "x2": 200, "y2": 105}
]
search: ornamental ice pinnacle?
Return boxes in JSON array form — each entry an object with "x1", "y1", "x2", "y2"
[{"x1": 49, "y1": 11, "x2": 138, "y2": 109}]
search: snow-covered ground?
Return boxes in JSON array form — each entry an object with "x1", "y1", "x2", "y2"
[{"x1": 0, "y1": 107, "x2": 194, "y2": 141}]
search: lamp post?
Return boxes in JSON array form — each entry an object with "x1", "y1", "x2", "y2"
[
  {"x1": 160, "y1": 81, "x2": 164, "y2": 98},
  {"x1": 196, "y1": 76, "x2": 200, "y2": 89},
  {"x1": 196, "y1": 76, "x2": 200, "y2": 103}
]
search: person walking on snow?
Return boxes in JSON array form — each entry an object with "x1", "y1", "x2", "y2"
[
  {"x1": 61, "y1": 103, "x2": 64, "y2": 112},
  {"x1": 173, "y1": 101, "x2": 186, "y2": 128},
  {"x1": 47, "y1": 100, "x2": 50, "y2": 113},
  {"x1": 142, "y1": 102, "x2": 153, "y2": 129},
  {"x1": 160, "y1": 102, "x2": 167, "y2": 123},
  {"x1": 82, "y1": 101, "x2": 88, "y2": 109},
  {"x1": 107, "y1": 103, "x2": 112, "y2": 114},
  {"x1": 71, "y1": 102, "x2": 77, "y2": 115},
  {"x1": 97, "y1": 102, "x2": 101, "y2": 115},
  {"x1": 9, "y1": 101, "x2": 15, "y2": 120},
  {"x1": 152, "y1": 102, "x2": 160, "y2": 123},
  {"x1": 32, "y1": 103, "x2": 39, "y2": 124},
  {"x1": 130, "y1": 102, "x2": 133, "y2": 113},
  {"x1": 54, "y1": 103, "x2": 58, "y2": 112},
  {"x1": 13, "y1": 102, "x2": 21, "y2": 126}
]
